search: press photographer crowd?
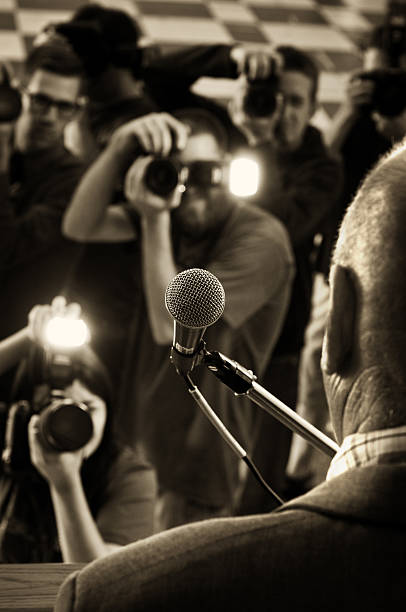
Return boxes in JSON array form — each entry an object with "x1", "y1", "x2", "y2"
[{"x1": 1, "y1": 1, "x2": 406, "y2": 609}]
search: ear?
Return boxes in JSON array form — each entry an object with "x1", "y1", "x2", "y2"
[{"x1": 321, "y1": 264, "x2": 355, "y2": 375}]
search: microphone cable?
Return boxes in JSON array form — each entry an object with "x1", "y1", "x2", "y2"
[{"x1": 182, "y1": 371, "x2": 284, "y2": 507}]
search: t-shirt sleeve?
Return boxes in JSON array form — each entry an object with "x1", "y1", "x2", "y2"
[
  {"x1": 96, "y1": 447, "x2": 157, "y2": 546},
  {"x1": 208, "y1": 206, "x2": 295, "y2": 330}
]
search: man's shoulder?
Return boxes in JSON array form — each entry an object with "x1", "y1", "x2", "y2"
[{"x1": 277, "y1": 464, "x2": 406, "y2": 527}]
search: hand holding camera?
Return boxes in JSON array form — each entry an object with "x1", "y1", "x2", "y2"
[
  {"x1": 28, "y1": 295, "x2": 82, "y2": 347},
  {"x1": 346, "y1": 71, "x2": 376, "y2": 112},
  {"x1": 28, "y1": 406, "x2": 86, "y2": 490},
  {"x1": 109, "y1": 112, "x2": 189, "y2": 166},
  {"x1": 124, "y1": 154, "x2": 184, "y2": 216},
  {"x1": 228, "y1": 46, "x2": 284, "y2": 146},
  {"x1": 229, "y1": 81, "x2": 283, "y2": 146},
  {"x1": 119, "y1": 113, "x2": 192, "y2": 215},
  {"x1": 349, "y1": 68, "x2": 406, "y2": 118},
  {"x1": 1, "y1": 297, "x2": 94, "y2": 476},
  {"x1": 231, "y1": 45, "x2": 282, "y2": 81}
]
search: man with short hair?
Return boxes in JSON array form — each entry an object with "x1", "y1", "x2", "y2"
[
  {"x1": 63, "y1": 108, "x2": 295, "y2": 529},
  {"x1": 0, "y1": 35, "x2": 86, "y2": 399},
  {"x1": 55, "y1": 137, "x2": 406, "y2": 612}
]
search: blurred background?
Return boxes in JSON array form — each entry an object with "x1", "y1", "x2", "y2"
[{"x1": 0, "y1": 0, "x2": 388, "y2": 130}]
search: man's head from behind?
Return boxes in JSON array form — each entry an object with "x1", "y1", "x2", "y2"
[
  {"x1": 322, "y1": 141, "x2": 406, "y2": 443},
  {"x1": 16, "y1": 35, "x2": 83, "y2": 152}
]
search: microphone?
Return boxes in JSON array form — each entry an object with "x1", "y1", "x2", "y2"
[{"x1": 165, "y1": 268, "x2": 225, "y2": 374}]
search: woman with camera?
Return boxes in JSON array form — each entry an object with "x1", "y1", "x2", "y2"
[{"x1": 0, "y1": 297, "x2": 157, "y2": 563}]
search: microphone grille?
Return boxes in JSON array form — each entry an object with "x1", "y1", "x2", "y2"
[{"x1": 165, "y1": 268, "x2": 225, "y2": 328}]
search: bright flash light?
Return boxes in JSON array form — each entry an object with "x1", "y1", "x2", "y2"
[
  {"x1": 229, "y1": 157, "x2": 259, "y2": 197},
  {"x1": 44, "y1": 316, "x2": 90, "y2": 349}
]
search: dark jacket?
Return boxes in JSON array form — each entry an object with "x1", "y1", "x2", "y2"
[{"x1": 55, "y1": 463, "x2": 406, "y2": 611}]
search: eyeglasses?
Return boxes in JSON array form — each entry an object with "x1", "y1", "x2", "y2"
[{"x1": 24, "y1": 91, "x2": 81, "y2": 120}]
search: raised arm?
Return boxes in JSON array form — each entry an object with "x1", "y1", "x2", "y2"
[
  {"x1": 122, "y1": 124, "x2": 188, "y2": 345},
  {"x1": 28, "y1": 423, "x2": 122, "y2": 563},
  {"x1": 324, "y1": 72, "x2": 375, "y2": 153},
  {"x1": 63, "y1": 112, "x2": 189, "y2": 244}
]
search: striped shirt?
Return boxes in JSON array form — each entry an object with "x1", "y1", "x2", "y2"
[{"x1": 326, "y1": 425, "x2": 406, "y2": 481}]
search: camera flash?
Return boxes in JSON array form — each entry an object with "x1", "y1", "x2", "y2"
[
  {"x1": 44, "y1": 316, "x2": 90, "y2": 349},
  {"x1": 229, "y1": 157, "x2": 259, "y2": 197}
]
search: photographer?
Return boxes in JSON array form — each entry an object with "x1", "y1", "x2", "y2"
[
  {"x1": 325, "y1": 4, "x2": 406, "y2": 192},
  {"x1": 63, "y1": 108, "x2": 294, "y2": 530},
  {"x1": 0, "y1": 297, "x2": 157, "y2": 563},
  {"x1": 0, "y1": 35, "x2": 88, "y2": 401}
]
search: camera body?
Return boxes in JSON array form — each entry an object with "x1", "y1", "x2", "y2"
[
  {"x1": 241, "y1": 56, "x2": 280, "y2": 118},
  {"x1": 357, "y1": 68, "x2": 406, "y2": 117},
  {"x1": 144, "y1": 157, "x2": 226, "y2": 197},
  {"x1": 0, "y1": 347, "x2": 93, "y2": 476}
]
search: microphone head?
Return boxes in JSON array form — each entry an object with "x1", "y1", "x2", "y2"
[{"x1": 165, "y1": 268, "x2": 225, "y2": 329}]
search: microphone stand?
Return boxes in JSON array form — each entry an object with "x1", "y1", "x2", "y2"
[
  {"x1": 172, "y1": 342, "x2": 339, "y2": 506},
  {"x1": 180, "y1": 370, "x2": 285, "y2": 505},
  {"x1": 201, "y1": 349, "x2": 339, "y2": 458}
]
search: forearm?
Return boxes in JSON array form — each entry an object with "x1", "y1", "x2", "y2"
[
  {"x1": 63, "y1": 147, "x2": 128, "y2": 241},
  {"x1": 0, "y1": 327, "x2": 31, "y2": 375},
  {"x1": 144, "y1": 44, "x2": 236, "y2": 81},
  {"x1": 141, "y1": 212, "x2": 178, "y2": 345},
  {"x1": 50, "y1": 475, "x2": 120, "y2": 563}
]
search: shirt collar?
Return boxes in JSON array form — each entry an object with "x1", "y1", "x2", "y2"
[{"x1": 326, "y1": 425, "x2": 406, "y2": 481}]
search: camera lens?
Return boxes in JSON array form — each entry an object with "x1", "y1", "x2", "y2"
[
  {"x1": 144, "y1": 158, "x2": 181, "y2": 197},
  {"x1": 242, "y1": 83, "x2": 277, "y2": 118},
  {"x1": 39, "y1": 399, "x2": 93, "y2": 452},
  {"x1": 242, "y1": 57, "x2": 279, "y2": 118}
]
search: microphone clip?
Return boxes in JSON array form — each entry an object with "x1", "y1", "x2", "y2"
[
  {"x1": 169, "y1": 340, "x2": 206, "y2": 375},
  {"x1": 203, "y1": 350, "x2": 256, "y2": 394}
]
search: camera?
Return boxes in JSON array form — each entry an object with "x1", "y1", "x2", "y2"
[
  {"x1": 0, "y1": 335, "x2": 94, "y2": 475},
  {"x1": 241, "y1": 56, "x2": 280, "y2": 118},
  {"x1": 144, "y1": 157, "x2": 225, "y2": 197},
  {"x1": 0, "y1": 65, "x2": 22, "y2": 123},
  {"x1": 1, "y1": 393, "x2": 93, "y2": 474},
  {"x1": 358, "y1": 68, "x2": 406, "y2": 116}
]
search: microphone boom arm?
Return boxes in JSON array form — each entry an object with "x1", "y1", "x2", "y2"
[{"x1": 203, "y1": 350, "x2": 339, "y2": 458}]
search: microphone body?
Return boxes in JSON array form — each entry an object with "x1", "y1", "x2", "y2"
[{"x1": 165, "y1": 268, "x2": 225, "y2": 374}]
